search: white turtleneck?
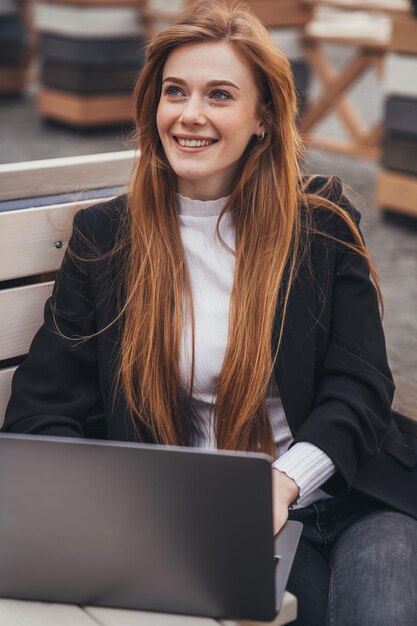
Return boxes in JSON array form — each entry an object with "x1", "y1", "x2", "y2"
[{"x1": 177, "y1": 193, "x2": 336, "y2": 509}]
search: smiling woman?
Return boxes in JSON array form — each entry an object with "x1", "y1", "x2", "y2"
[
  {"x1": 156, "y1": 40, "x2": 266, "y2": 199},
  {"x1": 3, "y1": 1, "x2": 417, "y2": 625}
]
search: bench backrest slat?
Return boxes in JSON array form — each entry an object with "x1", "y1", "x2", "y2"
[
  {"x1": 0, "y1": 282, "x2": 54, "y2": 361},
  {"x1": 0, "y1": 199, "x2": 112, "y2": 281},
  {"x1": 0, "y1": 367, "x2": 16, "y2": 427},
  {"x1": 0, "y1": 150, "x2": 136, "y2": 202}
]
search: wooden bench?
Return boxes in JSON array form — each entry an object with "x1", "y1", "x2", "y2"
[
  {"x1": 0, "y1": 150, "x2": 297, "y2": 626},
  {"x1": 1, "y1": 150, "x2": 416, "y2": 433},
  {"x1": 0, "y1": 596, "x2": 297, "y2": 626},
  {"x1": 0, "y1": 150, "x2": 136, "y2": 416}
]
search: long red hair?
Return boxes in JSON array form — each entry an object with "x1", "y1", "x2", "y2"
[{"x1": 67, "y1": 0, "x2": 382, "y2": 457}]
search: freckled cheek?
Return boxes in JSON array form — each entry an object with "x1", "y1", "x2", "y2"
[
  {"x1": 156, "y1": 104, "x2": 175, "y2": 137},
  {"x1": 213, "y1": 111, "x2": 251, "y2": 139},
  {"x1": 219, "y1": 123, "x2": 253, "y2": 152}
]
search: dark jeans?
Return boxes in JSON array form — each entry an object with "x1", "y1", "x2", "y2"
[{"x1": 287, "y1": 490, "x2": 417, "y2": 626}]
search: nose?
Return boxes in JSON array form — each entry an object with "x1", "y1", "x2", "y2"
[{"x1": 178, "y1": 95, "x2": 206, "y2": 126}]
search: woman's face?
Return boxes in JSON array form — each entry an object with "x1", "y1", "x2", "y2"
[{"x1": 156, "y1": 40, "x2": 265, "y2": 200}]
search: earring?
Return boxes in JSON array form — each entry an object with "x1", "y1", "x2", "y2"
[{"x1": 257, "y1": 131, "x2": 265, "y2": 142}]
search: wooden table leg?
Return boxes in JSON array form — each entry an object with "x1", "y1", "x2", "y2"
[
  {"x1": 302, "y1": 41, "x2": 366, "y2": 143},
  {"x1": 300, "y1": 35, "x2": 386, "y2": 160},
  {"x1": 301, "y1": 49, "x2": 370, "y2": 133}
]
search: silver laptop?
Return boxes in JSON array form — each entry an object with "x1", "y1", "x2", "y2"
[{"x1": 0, "y1": 433, "x2": 302, "y2": 621}]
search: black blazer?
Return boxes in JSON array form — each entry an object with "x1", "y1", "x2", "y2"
[{"x1": 3, "y1": 176, "x2": 417, "y2": 518}]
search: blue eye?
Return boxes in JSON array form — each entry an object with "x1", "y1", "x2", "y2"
[
  {"x1": 211, "y1": 90, "x2": 230, "y2": 100},
  {"x1": 163, "y1": 85, "x2": 182, "y2": 96},
  {"x1": 162, "y1": 85, "x2": 231, "y2": 100}
]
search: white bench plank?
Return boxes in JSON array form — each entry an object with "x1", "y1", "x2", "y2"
[
  {"x1": 0, "y1": 596, "x2": 298, "y2": 626},
  {"x1": 0, "y1": 200, "x2": 99, "y2": 280},
  {"x1": 0, "y1": 150, "x2": 136, "y2": 202},
  {"x1": 85, "y1": 606, "x2": 218, "y2": 625},
  {"x1": 86, "y1": 592, "x2": 297, "y2": 626},
  {"x1": 0, "y1": 367, "x2": 16, "y2": 426},
  {"x1": 0, "y1": 599, "x2": 97, "y2": 626},
  {"x1": 0, "y1": 283, "x2": 54, "y2": 361}
]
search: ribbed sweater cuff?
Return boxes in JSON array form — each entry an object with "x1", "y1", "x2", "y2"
[{"x1": 272, "y1": 442, "x2": 336, "y2": 508}]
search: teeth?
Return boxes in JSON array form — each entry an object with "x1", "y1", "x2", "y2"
[{"x1": 176, "y1": 137, "x2": 216, "y2": 147}]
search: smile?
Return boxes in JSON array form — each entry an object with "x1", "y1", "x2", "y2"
[{"x1": 173, "y1": 136, "x2": 218, "y2": 149}]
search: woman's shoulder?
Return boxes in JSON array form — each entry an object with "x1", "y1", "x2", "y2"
[
  {"x1": 301, "y1": 174, "x2": 362, "y2": 234},
  {"x1": 72, "y1": 193, "x2": 129, "y2": 252},
  {"x1": 75, "y1": 193, "x2": 128, "y2": 232}
]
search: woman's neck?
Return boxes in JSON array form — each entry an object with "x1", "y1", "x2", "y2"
[
  {"x1": 176, "y1": 193, "x2": 230, "y2": 217},
  {"x1": 177, "y1": 176, "x2": 231, "y2": 201}
]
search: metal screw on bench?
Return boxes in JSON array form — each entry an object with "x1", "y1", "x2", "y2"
[{"x1": 54, "y1": 241, "x2": 63, "y2": 249}]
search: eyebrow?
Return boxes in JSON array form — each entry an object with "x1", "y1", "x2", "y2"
[{"x1": 162, "y1": 76, "x2": 240, "y2": 91}]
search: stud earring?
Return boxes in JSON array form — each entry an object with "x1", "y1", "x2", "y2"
[{"x1": 257, "y1": 131, "x2": 265, "y2": 142}]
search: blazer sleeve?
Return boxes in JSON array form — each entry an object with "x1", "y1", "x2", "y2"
[
  {"x1": 1, "y1": 208, "x2": 104, "y2": 438},
  {"x1": 291, "y1": 183, "x2": 395, "y2": 495}
]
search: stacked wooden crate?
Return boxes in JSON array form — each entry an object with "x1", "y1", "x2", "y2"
[
  {"x1": 0, "y1": 0, "x2": 30, "y2": 96},
  {"x1": 378, "y1": 15, "x2": 417, "y2": 222},
  {"x1": 247, "y1": 0, "x2": 313, "y2": 116},
  {"x1": 34, "y1": 0, "x2": 147, "y2": 127}
]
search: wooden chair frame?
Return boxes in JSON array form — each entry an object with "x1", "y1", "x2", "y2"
[
  {"x1": 299, "y1": 0, "x2": 411, "y2": 159},
  {"x1": 300, "y1": 33, "x2": 386, "y2": 159}
]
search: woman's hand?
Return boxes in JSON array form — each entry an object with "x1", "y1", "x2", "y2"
[{"x1": 272, "y1": 468, "x2": 300, "y2": 535}]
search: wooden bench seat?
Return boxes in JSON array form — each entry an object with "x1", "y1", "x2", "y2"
[{"x1": 0, "y1": 593, "x2": 297, "y2": 626}]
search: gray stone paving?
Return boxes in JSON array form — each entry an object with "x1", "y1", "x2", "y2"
[
  {"x1": 0, "y1": 41, "x2": 416, "y2": 383},
  {"x1": 0, "y1": 85, "x2": 136, "y2": 162}
]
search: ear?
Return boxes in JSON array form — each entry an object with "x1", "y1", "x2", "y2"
[
  {"x1": 257, "y1": 120, "x2": 266, "y2": 134},
  {"x1": 257, "y1": 100, "x2": 273, "y2": 134}
]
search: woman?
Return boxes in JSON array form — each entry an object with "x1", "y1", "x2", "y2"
[{"x1": 3, "y1": 1, "x2": 417, "y2": 624}]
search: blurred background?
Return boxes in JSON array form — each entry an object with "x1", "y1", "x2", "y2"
[{"x1": 1, "y1": 0, "x2": 416, "y2": 383}]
